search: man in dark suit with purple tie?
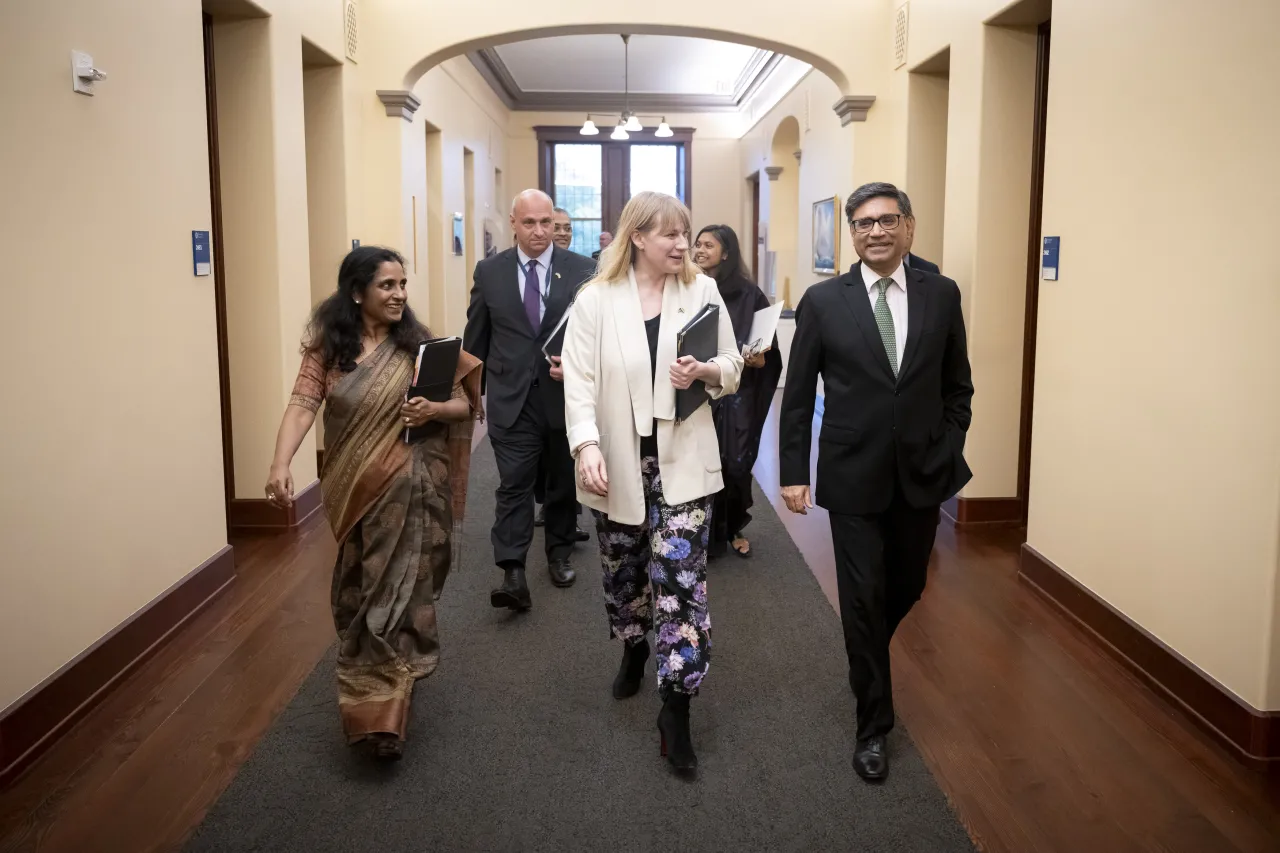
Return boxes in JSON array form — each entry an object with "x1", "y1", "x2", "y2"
[{"x1": 464, "y1": 190, "x2": 596, "y2": 611}]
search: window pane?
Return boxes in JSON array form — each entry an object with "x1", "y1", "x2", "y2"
[
  {"x1": 553, "y1": 144, "x2": 602, "y2": 219},
  {"x1": 629, "y1": 144, "x2": 679, "y2": 200},
  {"x1": 570, "y1": 219, "x2": 602, "y2": 257}
]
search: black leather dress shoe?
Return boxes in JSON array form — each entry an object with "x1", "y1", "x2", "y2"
[
  {"x1": 490, "y1": 568, "x2": 532, "y2": 611},
  {"x1": 574, "y1": 525, "x2": 590, "y2": 542},
  {"x1": 548, "y1": 558, "x2": 576, "y2": 588},
  {"x1": 853, "y1": 736, "x2": 888, "y2": 782}
]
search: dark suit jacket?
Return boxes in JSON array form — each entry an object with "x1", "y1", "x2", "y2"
[
  {"x1": 779, "y1": 262, "x2": 974, "y2": 515},
  {"x1": 463, "y1": 246, "x2": 596, "y2": 431},
  {"x1": 906, "y1": 253, "x2": 940, "y2": 274}
]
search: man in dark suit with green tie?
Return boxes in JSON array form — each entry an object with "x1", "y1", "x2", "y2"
[{"x1": 779, "y1": 182, "x2": 974, "y2": 782}]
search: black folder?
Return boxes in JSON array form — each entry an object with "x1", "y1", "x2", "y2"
[
  {"x1": 404, "y1": 336, "x2": 462, "y2": 442},
  {"x1": 675, "y1": 303, "x2": 719, "y2": 422}
]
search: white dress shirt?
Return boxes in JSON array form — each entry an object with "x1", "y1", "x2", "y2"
[
  {"x1": 516, "y1": 243, "x2": 554, "y2": 324},
  {"x1": 861, "y1": 261, "x2": 908, "y2": 370}
]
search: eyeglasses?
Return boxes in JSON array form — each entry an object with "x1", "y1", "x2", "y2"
[{"x1": 851, "y1": 214, "x2": 904, "y2": 233}]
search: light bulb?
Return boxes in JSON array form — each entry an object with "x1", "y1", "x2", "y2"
[
  {"x1": 624, "y1": 114, "x2": 643, "y2": 132},
  {"x1": 654, "y1": 120, "x2": 673, "y2": 138},
  {"x1": 610, "y1": 122, "x2": 629, "y2": 140},
  {"x1": 580, "y1": 119, "x2": 599, "y2": 136}
]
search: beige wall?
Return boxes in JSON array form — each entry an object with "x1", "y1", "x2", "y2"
[
  {"x1": 0, "y1": 0, "x2": 229, "y2": 710},
  {"x1": 741, "y1": 70, "x2": 856, "y2": 305},
  {"x1": 1026, "y1": 0, "x2": 1280, "y2": 711},
  {"x1": 304, "y1": 60, "x2": 349, "y2": 308},
  {"x1": 905, "y1": 68, "x2": 949, "y2": 266},
  {"x1": 0, "y1": 0, "x2": 347, "y2": 711},
  {"x1": 406, "y1": 59, "x2": 511, "y2": 337},
  {"x1": 894, "y1": 0, "x2": 1280, "y2": 709}
]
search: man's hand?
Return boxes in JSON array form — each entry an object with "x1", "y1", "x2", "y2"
[
  {"x1": 781, "y1": 485, "x2": 813, "y2": 515},
  {"x1": 548, "y1": 355, "x2": 564, "y2": 382}
]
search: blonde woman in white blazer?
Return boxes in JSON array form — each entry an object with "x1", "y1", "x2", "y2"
[{"x1": 561, "y1": 191, "x2": 743, "y2": 776}]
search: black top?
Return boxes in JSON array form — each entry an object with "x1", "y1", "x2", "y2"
[{"x1": 640, "y1": 314, "x2": 660, "y2": 458}]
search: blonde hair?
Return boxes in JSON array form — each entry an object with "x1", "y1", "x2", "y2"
[{"x1": 587, "y1": 191, "x2": 700, "y2": 287}]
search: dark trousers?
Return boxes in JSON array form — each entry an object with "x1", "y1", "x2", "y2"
[
  {"x1": 709, "y1": 469, "x2": 753, "y2": 556},
  {"x1": 534, "y1": 454, "x2": 580, "y2": 516},
  {"x1": 828, "y1": 486, "x2": 939, "y2": 740},
  {"x1": 487, "y1": 388, "x2": 576, "y2": 570}
]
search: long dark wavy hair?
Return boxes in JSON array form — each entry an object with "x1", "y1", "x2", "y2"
[
  {"x1": 695, "y1": 224, "x2": 753, "y2": 286},
  {"x1": 303, "y1": 245, "x2": 429, "y2": 372}
]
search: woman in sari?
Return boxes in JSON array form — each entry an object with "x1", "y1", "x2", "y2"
[
  {"x1": 693, "y1": 225, "x2": 782, "y2": 559},
  {"x1": 264, "y1": 246, "x2": 482, "y2": 761}
]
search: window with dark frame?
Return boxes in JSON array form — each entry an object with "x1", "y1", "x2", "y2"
[{"x1": 536, "y1": 126, "x2": 694, "y2": 256}]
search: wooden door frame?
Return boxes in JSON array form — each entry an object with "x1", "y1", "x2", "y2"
[
  {"x1": 534, "y1": 126, "x2": 696, "y2": 235},
  {"x1": 203, "y1": 13, "x2": 235, "y2": 528},
  {"x1": 1016, "y1": 21, "x2": 1051, "y2": 528}
]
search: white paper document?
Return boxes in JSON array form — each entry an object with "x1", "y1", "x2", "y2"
[{"x1": 743, "y1": 300, "x2": 785, "y2": 356}]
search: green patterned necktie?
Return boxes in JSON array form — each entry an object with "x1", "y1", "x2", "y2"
[{"x1": 874, "y1": 278, "x2": 898, "y2": 377}]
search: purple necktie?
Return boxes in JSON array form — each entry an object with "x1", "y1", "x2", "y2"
[{"x1": 523, "y1": 259, "x2": 541, "y2": 332}]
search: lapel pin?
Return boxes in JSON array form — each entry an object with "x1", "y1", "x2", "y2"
[{"x1": 555, "y1": 272, "x2": 561, "y2": 279}]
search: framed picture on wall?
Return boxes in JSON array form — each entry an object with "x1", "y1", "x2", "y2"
[
  {"x1": 452, "y1": 214, "x2": 464, "y2": 256},
  {"x1": 812, "y1": 196, "x2": 839, "y2": 274},
  {"x1": 483, "y1": 222, "x2": 495, "y2": 258}
]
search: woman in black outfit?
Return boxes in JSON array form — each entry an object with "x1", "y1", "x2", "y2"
[{"x1": 693, "y1": 225, "x2": 783, "y2": 559}]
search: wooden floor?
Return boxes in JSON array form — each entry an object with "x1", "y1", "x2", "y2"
[{"x1": 3, "y1": 414, "x2": 1280, "y2": 852}]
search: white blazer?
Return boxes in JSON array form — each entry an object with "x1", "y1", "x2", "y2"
[{"x1": 562, "y1": 269, "x2": 743, "y2": 526}]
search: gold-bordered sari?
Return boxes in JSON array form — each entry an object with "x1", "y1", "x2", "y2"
[{"x1": 290, "y1": 338, "x2": 483, "y2": 745}]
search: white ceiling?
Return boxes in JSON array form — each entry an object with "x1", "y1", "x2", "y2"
[
  {"x1": 493, "y1": 35, "x2": 762, "y2": 96},
  {"x1": 469, "y1": 34, "x2": 792, "y2": 112}
]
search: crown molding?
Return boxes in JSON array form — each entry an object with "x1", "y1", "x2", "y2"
[{"x1": 467, "y1": 46, "x2": 784, "y2": 114}]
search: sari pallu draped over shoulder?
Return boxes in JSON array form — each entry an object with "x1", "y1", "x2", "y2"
[
  {"x1": 320, "y1": 340, "x2": 484, "y2": 572},
  {"x1": 314, "y1": 338, "x2": 483, "y2": 747}
]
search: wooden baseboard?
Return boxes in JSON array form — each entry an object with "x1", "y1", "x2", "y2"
[
  {"x1": 942, "y1": 496, "x2": 1023, "y2": 529},
  {"x1": 227, "y1": 479, "x2": 322, "y2": 532},
  {"x1": 1019, "y1": 544, "x2": 1279, "y2": 767},
  {"x1": 0, "y1": 545, "x2": 236, "y2": 787}
]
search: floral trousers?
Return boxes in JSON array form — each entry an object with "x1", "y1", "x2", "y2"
[{"x1": 594, "y1": 456, "x2": 712, "y2": 696}]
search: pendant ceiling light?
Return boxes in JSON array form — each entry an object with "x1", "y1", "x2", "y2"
[{"x1": 579, "y1": 34, "x2": 671, "y2": 139}]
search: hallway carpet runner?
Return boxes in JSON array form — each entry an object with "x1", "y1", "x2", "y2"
[{"x1": 184, "y1": 439, "x2": 975, "y2": 852}]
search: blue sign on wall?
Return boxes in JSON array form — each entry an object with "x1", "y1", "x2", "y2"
[
  {"x1": 192, "y1": 230, "x2": 211, "y2": 276},
  {"x1": 1042, "y1": 236, "x2": 1060, "y2": 281}
]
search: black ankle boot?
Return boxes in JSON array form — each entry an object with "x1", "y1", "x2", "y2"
[
  {"x1": 656, "y1": 693, "x2": 697, "y2": 775},
  {"x1": 612, "y1": 639, "x2": 650, "y2": 699}
]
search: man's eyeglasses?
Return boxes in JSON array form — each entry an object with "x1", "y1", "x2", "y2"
[{"x1": 851, "y1": 214, "x2": 905, "y2": 233}]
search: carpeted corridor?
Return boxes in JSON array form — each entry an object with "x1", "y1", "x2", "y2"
[{"x1": 184, "y1": 438, "x2": 974, "y2": 852}]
